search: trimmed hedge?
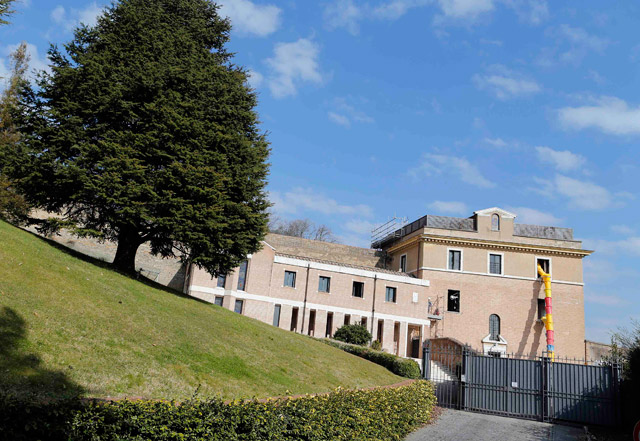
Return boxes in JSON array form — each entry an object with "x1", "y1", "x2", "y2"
[
  {"x1": 323, "y1": 339, "x2": 422, "y2": 379},
  {"x1": 1, "y1": 381, "x2": 436, "y2": 441},
  {"x1": 333, "y1": 323, "x2": 372, "y2": 346}
]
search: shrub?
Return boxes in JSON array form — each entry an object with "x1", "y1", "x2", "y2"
[
  {"x1": 333, "y1": 323, "x2": 372, "y2": 346},
  {"x1": 371, "y1": 340, "x2": 382, "y2": 351},
  {"x1": 0, "y1": 381, "x2": 436, "y2": 441},
  {"x1": 323, "y1": 339, "x2": 422, "y2": 379}
]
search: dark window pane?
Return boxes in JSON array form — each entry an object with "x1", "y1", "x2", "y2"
[
  {"x1": 273, "y1": 304, "x2": 281, "y2": 327},
  {"x1": 217, "y1": 275, "x2": 226, "y2": 288},
  {"x1": 237, "y1": 261, "x2": 248, "y2": 291},
  {"x1": 284, "y1": 271, "x2": 296, "y2": 288},
  {"x1": 489, "y1": 254, "x2": 502, "y2": 274},
  {"x1": 489, "y1": 314, "x2": 500, "y2": 340},
  {"x1": 400, "y1": 255, "x2": 407, "y2": 272},
  {"x1": 385, "y1": 287, "x2": 397, "y2": 303},
  {"x1": 447, "y1": 290, "x2": 460, "y2": 312},
  {"x1": 234, "y1": 299, "x2": 244, "y2": 314},
  {"x1": 352, "y1": 282, "x2": 364, "y2": 298},
  {"x1": 214, "y1": 296, "x2": 223, "y2": 307},
  {"x1": 449, "y1": 250, "x2": 461, "y2": 270},
  {"x1": 319, "y1": 276, "x2": 330, "y2": 293}
]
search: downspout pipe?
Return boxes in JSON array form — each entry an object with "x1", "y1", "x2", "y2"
[
  {"x1": 301, "y1": 263, "x2": 311, "y2": 333},
  {"x1": 538, "y1": 264, "x2": 554, "y2": 361}
]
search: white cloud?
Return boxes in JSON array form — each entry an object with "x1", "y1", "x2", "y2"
[
  {"x1": 246, "y1": 69, "x2": 263, "y2": 89},
  {"x1": 535, "y1": 146, "x2": 586, "y2": 172},
  {"x1": 269, "y1": 188, "x2": 373, "y2": 218},
  {"x1": 583, "y1": 259, "x2": 639, "y2": 284},
  {"x1": 535, "y1": 174, "x2": 621, "y2": 211},
  {"x1": 50, "y1": 2, "x2": 104, "y2": 33},
  {"x1": 583, "y1": 237, "x2": 640, "y2": 257},
  {"x1": 324, "y1": 0, "x2": 362, "y2": 35},
  {"x1": 436, "y1": 0, "x2": 494, "y2": 20},
  {"x1": 484, "y1": 137, "x2": 508, "y2": 148},
  {"x1": 558, "y1": 96, "x2": 640, "y2": 136},
  {"x1": 328, "y1": 112, "x2": 350, "y2": 127},
  {"x1": 506, "y1": 207, "x2": 562, "y2": 225},
  {"x1": 265, "y1": 38, "x2": 323, "y2": 98},
  {"x1": 218, "y1": 0, "x2": 281, "y2": 37},
  {"x1": 344, "y1": 219, "x2": 378, "y2": 235},
  {"x1": 327, "y1": 97, "x2": 374, "y2": 128},
  {"x1": 610, "y1": 225, "x2": 634, "y2": 235},
  {"x1": 428, "y1": 200, "x2": 468, "y2": 215},
  {"x1": 585, "y1": 69, "x2": 606, "y2": 85},
  {"x1": 473, "y1": 65, "x2": 541, "y2": 100},
  {"x1": 410, "y1": 153, "x2": 495, "y2": 188},
  {"x1": 540, "y1": 25, "x2": 610, "y2": 66}
]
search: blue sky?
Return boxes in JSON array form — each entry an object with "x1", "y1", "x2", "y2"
[{"x1": 2, "y1": 0, "x2": 640, "y2": 344}]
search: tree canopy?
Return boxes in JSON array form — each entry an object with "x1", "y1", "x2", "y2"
[
  {"x1": 269, "y1": 216, "x2": 337, "y2": 243},
  {"x1": 3, "y1": 0, "x2": 270, "y2": 276},
  {"x1": 0, "y1": 0, "x2": 15, "y2": 25}
]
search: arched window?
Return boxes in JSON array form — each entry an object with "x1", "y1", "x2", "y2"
[
  {"x1": 491, "y1": 214, "x2": 500, "y2": 231},
  {"x1": 489, "y1": 314, "x2": 500, "y2": 340}
]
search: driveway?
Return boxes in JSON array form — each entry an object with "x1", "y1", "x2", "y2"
[{"x1": 407, "y1": 409, "x2": 585, "y2": 441}]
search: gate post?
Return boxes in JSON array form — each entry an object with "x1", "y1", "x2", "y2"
[
  {"x1": 541, "y1": 355, "x2": 552, "y2": 422},
  {"x1": 422, "y1": 341, "x2": 431, "y2": 380},
  {"x1": 611, "y1": 360, "x2": 622, "y2": 426},
  {"x1": 460, "y1": 345, "x2": 469, "y2": 410}
]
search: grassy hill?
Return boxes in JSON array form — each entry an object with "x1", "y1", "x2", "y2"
[{"x1": 0, "y1": 220, "x2": 400, "y2": 400}]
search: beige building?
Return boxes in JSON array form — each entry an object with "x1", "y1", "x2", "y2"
[{"x1": 185, "y1": 207, "x2": 592, "y2": 360}]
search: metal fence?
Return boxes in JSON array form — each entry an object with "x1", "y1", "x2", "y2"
[{"x1": 422, "y1": 344, "x2": 622, "y2": 426}]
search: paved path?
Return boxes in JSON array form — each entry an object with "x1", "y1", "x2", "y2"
[{"x1": 407, "y1": 409, "x2": 584, "y2": 441}]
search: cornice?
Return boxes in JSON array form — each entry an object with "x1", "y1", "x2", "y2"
[{"x1": 388, "y1": 234, "x2": 593, "y2": 258}]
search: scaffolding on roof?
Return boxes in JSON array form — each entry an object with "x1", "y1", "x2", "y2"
[{"x1": 370, "y1": 216, "x2": 407, "y2": 249}]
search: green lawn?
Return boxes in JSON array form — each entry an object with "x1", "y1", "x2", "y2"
[{"x1": 0, "y1": 220, "x2": 401, "y2": 400}]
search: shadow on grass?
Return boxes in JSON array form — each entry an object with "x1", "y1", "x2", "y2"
[
  {"x1": 0, "y1": 306, "x2": 85, "y2": 400},
  {"x1": 17, "y1": 224, "x2": 214, "y2": 306}
]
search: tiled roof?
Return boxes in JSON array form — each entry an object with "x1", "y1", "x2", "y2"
[{"x1": 274, "y1": 252, "x2": 414, "y2": 278}]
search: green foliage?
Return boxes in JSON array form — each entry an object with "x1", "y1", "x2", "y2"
[
  {"x1": 5, "y1": 0, "x2": 270, "y2": 275},
  {"x1": 333, "y1": 323, "x2": 372, "y2": 346},
  {"x1": 371, "y1": 339, "x2": 382, "y2": 351},
  {"x1": 323, "y1": 339, "x2": 422, "y2": 379},
  {"x1": 609, "y1": 319, "x2": 640, "y2": 427},
  {"x1": 0, "y1": 381, "x2": 436, "y2": 441}
]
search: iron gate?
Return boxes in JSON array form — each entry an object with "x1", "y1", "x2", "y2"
[{"x1": 422, "y1": 344, "x2": 622, "y2": 426}]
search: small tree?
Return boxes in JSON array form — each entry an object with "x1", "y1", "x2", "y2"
[
  {"x1": 0, "y1": 0, "x2": 15, "y2": 25},
  {"x1": 333, "y1": 323, "x2": 372, "y2": 346},
  {"x1": 0, "y1": 42, "x2": 29, "y2": 223},
  {"x1": 5, "y1": 0, "x2": 270, "y2": 276},
  {"x1": 269, "y1": 216, "x2": 337, "y2": 243}
]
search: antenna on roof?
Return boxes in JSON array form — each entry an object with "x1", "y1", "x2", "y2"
[{"x1": 371, "y1": 216, "x2": 408, "y2": 249}]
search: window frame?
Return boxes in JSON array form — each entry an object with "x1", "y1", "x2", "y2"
[
  {"x1": 234, "y1": 299, "x2": 244, "y2": 314},
  {"x1": 214, "y1": 296, "x2": 224, "y2": 307},
  {"x1": 217, "y1": 274, "x2": 227, "y2": 288},
  {"x1": 489, "y1": 314, "x2": 501, "y2": 341},
  {"x1": 535, "y1": 256, "x2": 552, "y2": 278},
  {"x1": 447, "y1": 289, "x2": 460, "y2": 313},
  {"x1": 399, "y1": 254, "x2": 407, "y2": 273},
  {"x1": 284, "y1": 270, "x2": 297, "y2": 288},
  {"x1": 237, "y1": 260, "x2": 249, "y2": 291},
  {"x1": 537, "y1": 298, "x2": 546, "y2": 321},
  {"x1": 352, "y1": 281, "x2": 365, "y2": 298},
  {"x1": 273, "y1": 304, "x2": 281, "y2": 327},
  {"x1": 318, "y1": 275, "x2": 331, "y2": 293},
  {"x1": 385, "y1": 286, "x2": 397, "y2": 303},
  {"x1": 487, "y1": 252, "x2": 504, "y2": 276},
  {"x1": 447, "y1": 248, "x2": 463, "y2": 272},
  {"x1": 491, "y1": 214, "x2": 500, "y2": 231}
]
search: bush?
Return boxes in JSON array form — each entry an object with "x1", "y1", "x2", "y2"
[
  {"x1": 0, "y1": 381, "x2": 436, "y2": 441},
  {"x1": 333, "y1": 323, "x2": 372, "y2": 346},
  {"x1": 371, "y1": 340, "x2": 382, "y2": 351},
  {"x1": 323, "y1": 339, "x2": 422, "y2": 379}
]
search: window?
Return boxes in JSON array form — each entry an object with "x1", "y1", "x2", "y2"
[
  {"x1": 537, "y1": 298, "x2": 546, "y2": 320},
  {"x1": 352, "y1": 281, "x2": 364, "y2": 298},
  {"x1": 385, "y1": 286, "x2": 397, "y2": 303},
  {"x1": 326, "y1": 312, "x2": 334, "y2": 338},
  {"x1": 344, "y1": 314, "x2": 351, "y2": 325},
  {"x1": 400, "y1": 255, "x2": 407, "y2": 272},
  {"x1": 491, "y1": 214, "x2": 500, "y2": 231},
  {"x1": 536, "y1": 258, "x2": 550, "y2": 277},
  {"x1": 318, "y1": 276, "x2": 331, "y2": 293},
  {"x1": 273, "y1": 304, "x2": 281, "y2": 327},
  {"x1": 489, "y1": 254, "x2": 502, "y2": 275},
  {"x1": 217, "y1": 275, "x2": 226, "y2": 288},
  {"x1": 489, "y1": 314, "x2": 500, "y2": 340},
  {"x1": 377, "y1": 319, "x2": 384, "y2": 345},
  {"x1": 234, "y1": 299, "x2": 244, "y2": 314},
  {"x1": 237, "y1": 260, "x2": 248, "y2": 291},
  {"x1": 308, "y1": 310, "x2": 316, "y2": 336},
  {"x1": 448, "y1": 250, "x2": 462, "y2": 271},
  {"x1": 361, "y1": 317, "x2": 367, "y2": 329},
  {"x1": 290, "y1": 307, "x2": 299, "y2": 332},
  {"x1": 284, "y1": 270, "x2": 296, "y2": 288},
  {"x1": 214, "y1": 296, "x2": 223, "y2": 307},
  {"x1": 447, "y1": 290, "x2": 460, "y2": 313}
]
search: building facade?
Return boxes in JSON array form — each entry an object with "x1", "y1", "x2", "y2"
[{"x1": 186, "y1": 207, "x2": 592, "y2": 360}]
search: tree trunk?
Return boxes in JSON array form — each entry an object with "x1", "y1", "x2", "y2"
[{"x1": 112, "y1": 229, "x2": 142, "y2": 274}]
